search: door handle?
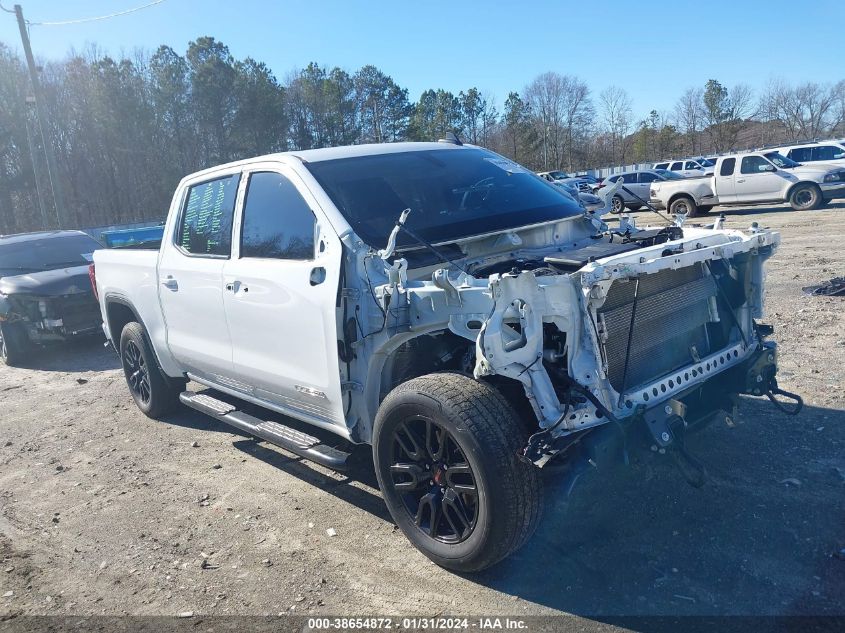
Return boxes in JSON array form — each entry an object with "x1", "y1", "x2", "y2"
[
  {"x1": 309, "y1": 267, "x2": 326, "y2": 286},
  {"x1": 736, "y1": 179, "x2": 745, "y2": 183},
  {"x1": 161, "y1": 276, "x2": 178, "y2": 291},
  {"x1": 225, "y1": 281, "x2": 248, "y2": 293}
]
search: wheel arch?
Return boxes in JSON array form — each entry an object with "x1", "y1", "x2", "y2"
[
  {"x1": 103, "y1": 294, "x2": 181, "y2": 378},
  {"x1": 361, "y1": 329, "x2": 537, "y2": 444},
  {"x1": 667, "y1": 192, "x2": 697, "y2": 208},
  {"x1": 785, "y1": 180, "x2": 821, "y2": 201}
]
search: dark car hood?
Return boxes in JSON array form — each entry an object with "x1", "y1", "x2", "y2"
[{"x1": 0, "y1": 265, "x2": 92, "y2": 297}]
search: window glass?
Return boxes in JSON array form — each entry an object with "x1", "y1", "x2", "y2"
[
  {"x1": 787, "y1": 147, "x2": 812, "y2": 162},
  {"x1": 813, "y1": 145, "x2": 845, "y2": 161},
  {"x1": 178, "y1": 174, "x2": 239, "y2": 256},
  {"x1": 654, "y1": 163, "x2": 669, "y2": 170},
  {"x1": 0, "y1": 233, "x2": 102, "y2": 274},
  {"x1": 241, "y1": 172, "x2": 316, "y2": 260},
  {"x1": 621, "y1": 173, "x2": 638, "y2": 183},
  {"x1": 671, "y1": 162, "x2": 683, "y2": 170},
  {"x1": 719, "y1": 158, "x2": 736, "y2": 176},
  {"x1": 740, "y1": 156, "x2": 773, "y2": 174},
  {"x1": 764, "y1": 152, "x2": 799, "y2": 168},
  {"x1": 684, "y1": 161, "x2": 701, "y2": 170},
  {"x1": 638, "y1": 172, "x2": 658, "y2": 183},
  {"x1": 306, "y1": 148, "x2": 583, "y2": 249}
]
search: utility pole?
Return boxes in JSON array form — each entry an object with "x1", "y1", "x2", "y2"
[{"x1": 14, "y1": 3, "x2": 65, "y2": 228}]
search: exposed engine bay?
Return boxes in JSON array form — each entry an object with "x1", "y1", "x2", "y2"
[{"x1": 336, "y1": 207, "x2": 802, "y2": 486}]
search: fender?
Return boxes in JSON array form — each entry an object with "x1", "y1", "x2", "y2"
[{"x1": 103, "y1": 293, "x2": 183, "y2": 378}]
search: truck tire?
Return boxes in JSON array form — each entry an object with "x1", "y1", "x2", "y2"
[
  {"x1": 373, "y1": 372, "x2": 543, "y2": 572},
  {"x1": 0, "y1": 321, "x2": 29, "y2": 367},
  {"x1": 669, "y1": 196, "x2": 699, "y2": 217},
  {"x1": 610, "y1": 195, "x2": 625, "y2": 214},
  {"x1": 119, "y1": 322, "x2": 185, "y2": 418},
  {"x1": 697, "y1": 205, "x2": 713, "y2": 214},
  {"x1": 789, "y1": 183, "x2": 822, "y2": 211},
  {"x1": 626, "y1": 204, "x2": 644, "y2": 211}
]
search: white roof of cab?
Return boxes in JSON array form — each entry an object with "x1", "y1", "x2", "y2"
[
  {"x1": 291, "y1": 141, "x2": 467, "y2": 162},
  {"x1": 182, "y1": 142, "x2": 471, "y2": 182}
]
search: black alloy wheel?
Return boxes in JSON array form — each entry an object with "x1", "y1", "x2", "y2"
[
  {"x1": 388, "y1": 416, "x2": 479, "y2": 544},
  {"x1": 123, "y1": 339, "x2": 151, "y2": 405}
]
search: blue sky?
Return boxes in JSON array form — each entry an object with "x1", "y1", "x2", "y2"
[{"x1": 1, "y1": 0, "x2": 843, "y2": 121}]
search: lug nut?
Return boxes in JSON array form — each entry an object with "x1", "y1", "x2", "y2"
[
  {"x1": 661, "y1": 431, "x2": 671, "y2": 442},
  {"x1": 756, "y1": 375, "x2": 763, "y2": 383},
  {"x1": 664, "y1": 405, "x2": 672, "y2": 415},
  {"x1": 767, "y1": 354, "x2": 774, "y2": 362}
]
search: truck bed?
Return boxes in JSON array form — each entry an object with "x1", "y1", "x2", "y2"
[{"x1": 92, "y1": 249, "x2": 171, "y2": 370}]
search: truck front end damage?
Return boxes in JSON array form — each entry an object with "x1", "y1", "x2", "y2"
[{"x1": 470, "y1": 223, "x2": 800, "y2": 480}]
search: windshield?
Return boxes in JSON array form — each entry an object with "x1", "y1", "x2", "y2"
[
  {"x1": 697, "y1": 158, "x2": 715, "y2": 167},
  {"x1": 0, "y1": 234, "x2": 101, "y2": 274},
  {"x1": 655, "y1": 169, "x2": 684, "y2": 180},
  {"x1": 306, "y1": 148, "x2": 584, "y2": 248},
  {"x1": 764, "y1": 152, "x2": 800, "y2": 168}
]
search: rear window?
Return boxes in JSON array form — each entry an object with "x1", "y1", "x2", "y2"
[
  {"x1": 719, "y1": 158, "x2": 736, "y2": 176},
  {"x1": 0, "y1": 233, "x2": 102, "y2": 274},
  {"x1": 177, "y1": 174, "x2": 240, "y2": 257}
]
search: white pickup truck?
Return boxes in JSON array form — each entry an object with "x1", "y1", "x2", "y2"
[
  {"x1": 649, "y1": 150, "x2": 845, "y2": 216},
  {"x1": 92, "y1": 141, "x2": 800, "y2": 571}
]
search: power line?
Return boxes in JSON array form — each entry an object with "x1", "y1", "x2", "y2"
[{"x1": 27, "y1": 0, "x2": 166, "y2": 26}]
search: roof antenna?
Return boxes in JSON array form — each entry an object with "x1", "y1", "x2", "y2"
[{"x1": 438, "y1": 132, "x2": 463, "y2": 146}]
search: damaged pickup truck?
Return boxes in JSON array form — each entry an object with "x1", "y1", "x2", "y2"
[
  {"x1": 0, "y1": 230, "x2": 104, "y2": 365},
  {"x1": 92, "y1": 141, "x2": 801, "y2": 571}
]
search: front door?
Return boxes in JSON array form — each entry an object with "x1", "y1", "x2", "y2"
[
  {"x1": 734, "y1": 155, "x2": 784, "y2": 202},
  {"x1": 158, "y1": 172, "x2": 239, "y2": 380},
  {"x1": 222, "y1": 167, "x2": 345, "y2": 428}
]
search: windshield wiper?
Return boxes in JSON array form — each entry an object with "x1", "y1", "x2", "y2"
[{"x1": 379, "y1": 208, "x2": 470, "y2": 274}]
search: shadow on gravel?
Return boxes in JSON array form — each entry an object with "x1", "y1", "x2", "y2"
[
  {"x1": 13, "y1": 335, "x2": 120, "y2": 372},
  {"x1": 466, "y1": 398, "x2": 845, "y2": 620},
  {"x1": 232, "y1": 440, "x2": 391, "y2": 522},
  {"x1": 158, "y1": 386, "x2": 392, "y2": 522}
]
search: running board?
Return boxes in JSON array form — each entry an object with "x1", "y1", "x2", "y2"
[{"x1": 179, "y1": 391, "x2": 350, "y2": 471}]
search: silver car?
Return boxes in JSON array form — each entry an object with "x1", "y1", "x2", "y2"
[{"x1": 600, "y1": 169, "x2": 685, "y2": 214}]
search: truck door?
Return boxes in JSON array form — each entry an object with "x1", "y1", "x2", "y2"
[
  {"x1": 158, "y1": 172, "x2": 239, "y2": 380},
  {"x1": 714, "y1": 157, "x2": 738, "y2": 203},
  {"x1": 734, "y1": 155, "x2": 784, "y2": 202},
  {"x1": 221, "y1": 167, "x2": 345, "y2": 429}
]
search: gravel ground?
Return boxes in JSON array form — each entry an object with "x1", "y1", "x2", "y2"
[{"x1": 0, "y1": 202, "x2": 843, "y2": 620}]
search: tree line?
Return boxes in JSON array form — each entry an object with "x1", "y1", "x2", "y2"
[{"x1": 1, "y1": 36, "x2": 844, "y2": 234}]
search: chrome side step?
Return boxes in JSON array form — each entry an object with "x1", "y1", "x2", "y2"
[{"x1": 179, "y1": 391, "x2": 350, "y2": 471}]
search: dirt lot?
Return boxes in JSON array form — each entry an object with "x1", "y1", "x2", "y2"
[{"x1": 0, "y1": 203, "x2": 843, "y2": 620}]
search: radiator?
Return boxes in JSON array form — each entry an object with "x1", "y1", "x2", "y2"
[{"x1": 596, "y1": 264, "x2": 718, "y2": 393}]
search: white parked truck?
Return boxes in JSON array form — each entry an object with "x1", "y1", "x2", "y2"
[
  {"x1": 649, "y1": 150, "x2": 845, "y2": 216},
  {"x1": 92, "y1": 141, "x2": 801, "y2": 571}
]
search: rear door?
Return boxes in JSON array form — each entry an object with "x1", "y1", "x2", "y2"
[
  {"x1": 734, "y1": 155, "x2": 784, "y2": 202},
  {"x1": 221, "y1": 165, "x2": 346, "y2": 429},
  {"x1": 714, "y1": 158, "x2": 738, "y2": 203},
  {"x1": 158, "y1": 172, "x2": 239, "y2": 380},
  {"x1": 635, "y1": 171, "x2": 659, "y2": 200}
]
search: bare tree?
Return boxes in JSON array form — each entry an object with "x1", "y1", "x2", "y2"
[
  {"x1": 674, "y1": 87, "x2": 703, "y2": 154},
  {"x1": 525, "y1": 72, "x2": 593, "y2": 171},
  {"x1": 600, "y1": 85, "x2": 633, "y2": 164}
]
